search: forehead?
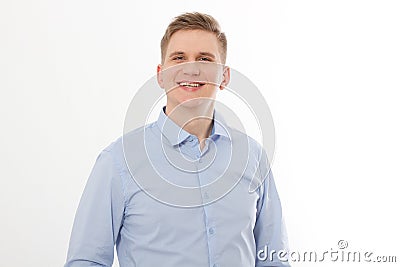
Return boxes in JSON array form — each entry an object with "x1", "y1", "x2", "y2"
[{"x1": 166, "y1": 30, "x2": 221, "y2": 55}]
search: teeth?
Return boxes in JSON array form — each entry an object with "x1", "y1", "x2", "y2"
[{"x1": 179, "y1": 82, "x2": 202, "y2": 87}]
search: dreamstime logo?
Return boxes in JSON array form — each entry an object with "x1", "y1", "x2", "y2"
[
  {"x1": 257, "y1": 240, "x2": 397, "y2": 263},
  {"x1": 337, "y1": 239, "x2": 348, "y2": 249},
  {"x1": 122, "y1": 62, "x2": 276, "y2": 207}
]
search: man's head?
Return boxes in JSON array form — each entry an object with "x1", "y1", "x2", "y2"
[
  {"x1": 160, "y1": 12, "x2": 227, "y2": 64},
  {"x1": 157, "y1": 12, "x2": 230, "y2": 113}
]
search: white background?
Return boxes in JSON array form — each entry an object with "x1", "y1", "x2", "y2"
[{"x1": 1, "y1": 0, "x2": 399, "y2": 266}]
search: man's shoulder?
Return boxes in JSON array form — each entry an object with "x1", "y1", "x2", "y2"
[
  {"x1": 224, "y1": 125, "x2": 264, "y2": 155},
  {"x1": 100, "y1": 122, "x2": 156, "y2": 162}
]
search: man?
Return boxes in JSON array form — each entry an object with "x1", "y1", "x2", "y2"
[{"x1": 65, "y1": 12, "x2": 290, "y2": 266}]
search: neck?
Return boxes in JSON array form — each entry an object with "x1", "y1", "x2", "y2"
[{"x1": 165, "y1": 102, "x2": 214, "y2": 144}]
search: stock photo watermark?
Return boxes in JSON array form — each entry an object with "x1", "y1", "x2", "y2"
[{"x1": 257, "y1": 240, "x2": 397, "y2": 264}]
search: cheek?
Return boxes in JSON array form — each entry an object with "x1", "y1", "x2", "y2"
[
  {"x1": 163, "y1": 82, "x2": 180, "y2": 94},
  {"x1": 199, "y1": 85, "x2": 218, "y2": 98},
  {"x1": 161, "y1": 68, "x2": 181, "y2": 90},
  {"x1": 203, "y1": 68, "x2": 224, "y2": 85}
]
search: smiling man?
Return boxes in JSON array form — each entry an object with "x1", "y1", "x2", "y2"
[
  {"x1": 157, "y1": 26, "x2": 230, "y2": 151},
  {"x1": 65, "y1": 12, "x2": 290, "y2": 267}
]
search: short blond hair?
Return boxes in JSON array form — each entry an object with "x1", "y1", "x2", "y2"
[{"x1": 160, "y1": 12, "x2": 227, "y2": 64}]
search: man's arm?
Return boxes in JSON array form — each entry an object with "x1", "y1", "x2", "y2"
[
  {"x1": 65, "y1": 149, "x2": 125, "y2": 267},
  {"x1": 253, "y1": 168, "x2": 291, "y2": 267}
]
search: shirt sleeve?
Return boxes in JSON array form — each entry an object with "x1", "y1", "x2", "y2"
[
  {"x1": 65, "y1": 149, "x2": 125, "y2": 267},
  {"x1": 254, "y1": 169, "x2": 291, "y2": 267}
]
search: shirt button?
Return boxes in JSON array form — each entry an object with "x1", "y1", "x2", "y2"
[
  {"x1": 208, "y1": 227, "x2": 215, "y2": 235},
  {"x1": 203, "y1": 192, "x2": 209, "y2": 199}
]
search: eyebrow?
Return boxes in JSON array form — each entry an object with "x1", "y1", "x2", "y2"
[
  {"x1": 168, "y1": 51, "x2": 216, "y2": 59},
  {"x1": 199, "y1": 52, "x2": 216, "y2": 59},
  {"x1": 168, "y1": 51, "x2": 184, "y2": 58}
]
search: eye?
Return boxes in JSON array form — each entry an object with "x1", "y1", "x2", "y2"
[
  {"x1": 198, "y1": 57, "x2": 212, "y2": 61},
  {"x1": 172, "y1": 56, "x2": 185, "y2": 61}
]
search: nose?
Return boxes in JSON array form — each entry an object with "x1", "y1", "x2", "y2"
[{"x1": 182, "y1": 62, "x2": 200, "y2": 76}]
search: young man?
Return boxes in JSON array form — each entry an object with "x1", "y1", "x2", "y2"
[{"x1": 65, "y1": 12, "x2": 290, "y2": 267}]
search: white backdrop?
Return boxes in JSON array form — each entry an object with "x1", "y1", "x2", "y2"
[{"x1": 1, "y1": 0, "x2": 399, "y2": 266}]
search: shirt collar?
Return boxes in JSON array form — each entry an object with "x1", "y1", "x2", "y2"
[{"x1": 156, "y1": 106, "x2": 229, "y2": 146}]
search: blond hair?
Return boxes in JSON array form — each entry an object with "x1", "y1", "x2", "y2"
[{"x1": 160, "y1": 12, "x2": 227, "y2": 64}]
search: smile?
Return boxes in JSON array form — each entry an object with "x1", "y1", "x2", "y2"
[{"x1": 177, "y1": 81, "x2": 206, "y2": 91}]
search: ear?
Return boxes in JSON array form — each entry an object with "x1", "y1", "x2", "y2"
[
  {"x1": 219, "y1": 66, "x2": 230, "y2": 90},
  {"x1": 157, "y1": 64, "x2": 164, "y2": 88}
]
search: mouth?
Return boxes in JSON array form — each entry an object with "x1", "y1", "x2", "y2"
[{"x1": 177, "y1": 81, "x2": 206, "y2": 91}]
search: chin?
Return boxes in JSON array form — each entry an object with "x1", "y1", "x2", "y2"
[
  {"x1": 179, "y1": 97, "x2": 207, "y2": 109},
  {"x1": 168, "y1": 96, "x2": 214, "y2": 112}
]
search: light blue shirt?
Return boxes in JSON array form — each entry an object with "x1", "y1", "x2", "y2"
[{"x1": 65, "y1": 107, "x2": 290, "y2": 267}]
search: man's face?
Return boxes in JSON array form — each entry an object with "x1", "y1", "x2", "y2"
[{"x1": 157, "y1": 30, "x2": 230, "y2": 111}]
